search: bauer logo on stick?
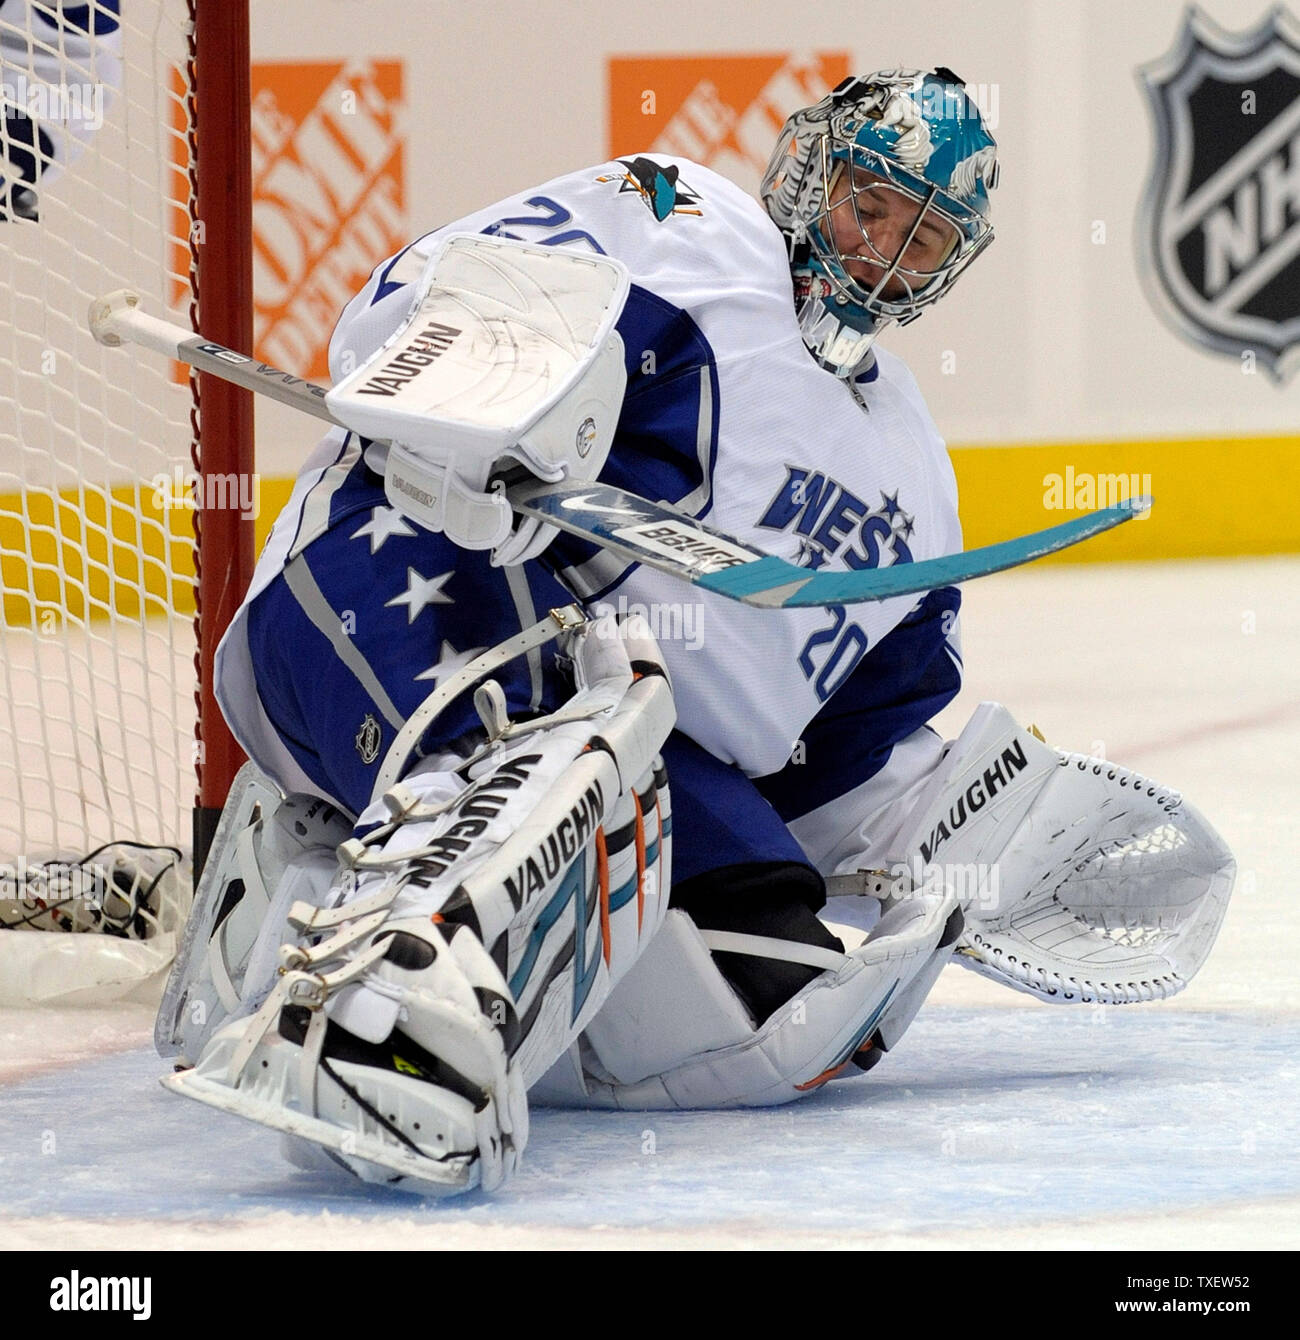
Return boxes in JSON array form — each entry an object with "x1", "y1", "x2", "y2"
[
  {"x1": 1137, "y1": 8, "x2": 1300, "y2": 381},
  {"x1": 614, "y1": 520, "x2": 754, "y2": 573}
]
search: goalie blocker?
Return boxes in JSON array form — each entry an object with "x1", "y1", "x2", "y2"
[{"x1": 324, "y1": 232, "x2": 631, "y2": 567}]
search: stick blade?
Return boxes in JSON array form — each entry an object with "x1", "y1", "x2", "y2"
[
  {"x1": 701, "y1": 496, "x2": 1152, "y2": 607},
  {"x1": 513, "y1": 480, "x2": 1150, "y2": 610}
]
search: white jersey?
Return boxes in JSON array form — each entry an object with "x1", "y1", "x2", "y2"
[{"x1": 217, "y1": 153, "x2": 962, "y2": 796}]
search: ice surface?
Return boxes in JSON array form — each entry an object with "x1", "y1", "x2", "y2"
[{"x1": 2, "y1": 557, "x2": 1297, "y2": 1248}]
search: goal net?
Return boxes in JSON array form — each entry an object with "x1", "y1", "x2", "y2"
[{"x1": 0, "y1": 1, "x2": 251, "y2": 1004}]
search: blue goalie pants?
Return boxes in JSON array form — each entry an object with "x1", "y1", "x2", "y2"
[{"x1": 241, "y1": 470, "x2": 962, "y2": 1019}]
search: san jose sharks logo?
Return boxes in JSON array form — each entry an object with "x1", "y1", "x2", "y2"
[
  {"x1": 596, "y1": 157, "x2": 703, "y2": 221},
  {"x1": 758, "y1": 466, "x2": 914, "y2": 571},
  {"x1": 1137, "y1": 8, "x2": 1300, "y2": 381}
]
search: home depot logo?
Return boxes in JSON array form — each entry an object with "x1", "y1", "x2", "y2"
[
  {"x1": 251, "y1": 60, "x2": 405, "y2": 379},
  {"x1": 608, "y1": 52, "x2": 849, "y2": 196}
]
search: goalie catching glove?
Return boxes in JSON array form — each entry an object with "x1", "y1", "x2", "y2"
[
  {"x1": 164, "y1": 609, "x2": 674, "y2": 1195},
  {"x1": 831, "y1": 702, "x2": 1236, "y2": 1004}
]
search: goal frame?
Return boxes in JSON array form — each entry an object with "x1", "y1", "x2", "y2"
[{"x1": 189, "y1": 0, "x2": 254, "y2": 876}]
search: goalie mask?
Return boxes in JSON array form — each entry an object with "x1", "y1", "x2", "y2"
[{"x1": 761, "y1": 69, "x2": 998, "y2": 379}]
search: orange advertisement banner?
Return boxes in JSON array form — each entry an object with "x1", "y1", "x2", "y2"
[
  {"x1": 608, "y1": 52, "x2": 849, "y2": 195},
  {"x1": 251, "y1": 60, "x2": 405, "y2": 379}
]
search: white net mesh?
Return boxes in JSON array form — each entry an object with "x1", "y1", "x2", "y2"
[{"x1": 0, "y1": 1, "x2": 198, "y2": 976}]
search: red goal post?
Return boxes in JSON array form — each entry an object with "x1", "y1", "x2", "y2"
[
  {"x1": 189, "y1": 0, "x2": 254, "y2": 877},
  {"x1": 0, "y1": 0, "x2": 254, "y2": 1000}
]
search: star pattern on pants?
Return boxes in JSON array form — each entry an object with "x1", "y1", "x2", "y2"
[
  {"x1": 415, "y1": 639, "x2": 488, "y2": 684},
  {"x1": 385, "y1": 567, "x2": 454, "y2": 623},
  {"x1": 351, "y1": 505, "x2": 417, "y2": 554}
]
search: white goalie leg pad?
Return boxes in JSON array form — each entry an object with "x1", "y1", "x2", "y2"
[
  {"x1": 533, "y1": 887, "x2": 960, "y2": 1111},
  {"x1": 166, "y1": 613, "x2": 675, "y2": 1194},
  {"x1": 860, "y1": 701, "x2": 1236, "y2": 1004},
  {"x1": 155, "y1": 764, "x2": 353, "y2": 1065}
]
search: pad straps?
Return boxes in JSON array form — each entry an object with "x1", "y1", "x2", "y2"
[
  {"x1": 370, "y1": 603, "x2": 586, "y2": 805},
  {"x1": 697, "y1": 929, "x2": 847, "y2": 972}
]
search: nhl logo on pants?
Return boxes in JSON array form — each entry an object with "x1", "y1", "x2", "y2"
[{"x1": 1137, "y1": 8, "x2": 1300, "y2": 381}]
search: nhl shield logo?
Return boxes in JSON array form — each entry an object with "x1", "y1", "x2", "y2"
[
  {"x1": 355, "y1": 713, "x2": 382, "y2": 765},
  {"x1": 1137, "y1": 7, "x2": 1300, "y2": 381}
]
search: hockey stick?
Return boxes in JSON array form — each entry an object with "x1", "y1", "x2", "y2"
[
  {"x1": 508, "y1": 480, "x2": 1147, "y2": 609},
  {"x1": 88, "y1": 290, "x2": 1148, "y2": 610}
]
